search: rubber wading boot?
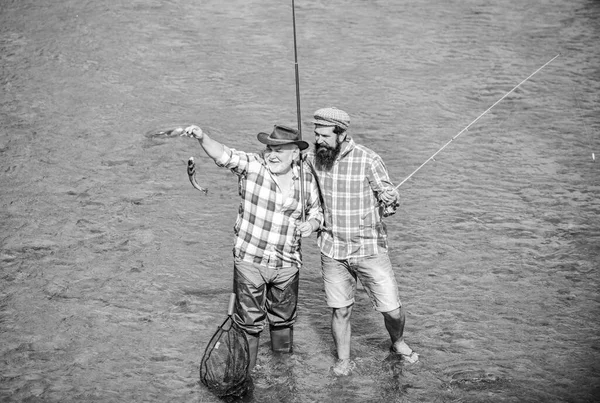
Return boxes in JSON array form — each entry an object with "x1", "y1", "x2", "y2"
[
  {"x1": 247, "y1": 333, "x2": 260, "y2": 370},
  {"x1": 270, "y1": 326, "x2": 293, "y2": 353}
]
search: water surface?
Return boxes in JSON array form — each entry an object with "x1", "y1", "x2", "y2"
[{"x1": 1, "y1": 0, "x2": 599, "y2": 402}]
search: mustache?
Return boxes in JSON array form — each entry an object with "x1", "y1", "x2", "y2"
[{"x1": 315, "y1": 143, "x2": 334, "y2": 152}]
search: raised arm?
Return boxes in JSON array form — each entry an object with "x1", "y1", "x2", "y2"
[{"x1": 183, "y1": 125, "x2": 224, "y2": 162}]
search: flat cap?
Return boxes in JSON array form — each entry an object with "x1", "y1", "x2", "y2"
[{"x1": 312, "y1": 107, "x2": 350, "y2": 130}]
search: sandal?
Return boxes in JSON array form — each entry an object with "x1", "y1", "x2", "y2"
[
  {"x1": 390, "y1": 343, "x2": 419, "y2": 364},
  {"x1": 332, "y1": 359, "x2": 356, "y2": 376},
  {"x1": 401, "y1": 351, "x2": 419, "y2": 364}
]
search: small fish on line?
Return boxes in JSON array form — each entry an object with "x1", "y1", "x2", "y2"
[
  {"x1": 187, "y1": 157, "x2": 208, "y2": 194},
  {"x1": 144, "y1": 127, "x2": 185, "y2": 138}
]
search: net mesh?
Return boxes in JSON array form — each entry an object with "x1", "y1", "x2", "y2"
[{"x1": 200, "y1": 314, "x2": 251, "y2": 398}]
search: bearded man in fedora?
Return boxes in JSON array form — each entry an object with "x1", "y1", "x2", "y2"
[{"x1": 183, "y1": 124, "x2": 322, "y2": 372}]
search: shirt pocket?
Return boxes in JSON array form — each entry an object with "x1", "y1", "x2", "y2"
[{"x1": 360, "y1": 205, "x2": 377, "y2": 227}]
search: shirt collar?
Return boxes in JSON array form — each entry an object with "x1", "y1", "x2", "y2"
[{"x1": 338, "y1": 137, "x2": 355, "y2": 160}]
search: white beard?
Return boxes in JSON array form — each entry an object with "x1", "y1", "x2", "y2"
[{"x1": 267, "y1": 159, "x2": 292, "y2": 175}]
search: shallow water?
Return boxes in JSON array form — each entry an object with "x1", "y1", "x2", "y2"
[{"x1": 1, "y1": 0, "x2": 599, "y2": 402}]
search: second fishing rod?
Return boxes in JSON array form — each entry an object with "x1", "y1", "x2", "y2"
[
  {"x1": 289, "y1": 2, "x2": 559, "y2": 195},
  {"x1": 394, "y1": 54, "x2": 560, "y2": 190}
]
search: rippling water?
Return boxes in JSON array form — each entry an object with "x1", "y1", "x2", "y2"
[{"x1": 1, "y1": 0, "x2": 599, "y2": 402}]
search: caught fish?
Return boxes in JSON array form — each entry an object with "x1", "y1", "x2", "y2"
[
  {"x1": 144, "y1": 127, "x2": 185, "y2": 138},
  {"x1": 187, "y1": 157, "x2": 208, "y2": 194}
]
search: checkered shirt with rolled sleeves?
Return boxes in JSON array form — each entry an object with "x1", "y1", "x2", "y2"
[
  {"x1": 215, "y1": 145, "x2": 323, "y2": 269},
  {"x1": 306, "y1": 138, "x2": 395, "y2": 259}
]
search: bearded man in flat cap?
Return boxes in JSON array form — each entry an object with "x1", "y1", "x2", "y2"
[
  {"x1": 183, "y1": 124, "x2": 322, "y2": 372},
  {"x1": 305, "y1": 107, "x2": 418, "y2": 376}
]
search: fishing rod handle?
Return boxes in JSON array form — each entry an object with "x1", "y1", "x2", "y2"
[{"x1": 227, "y1": 293, "x2": 236, "y2": 316}]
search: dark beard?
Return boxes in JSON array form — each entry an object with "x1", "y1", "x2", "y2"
[{"x1": 314, "y1": 141, "x2": 342, "y2": 171}]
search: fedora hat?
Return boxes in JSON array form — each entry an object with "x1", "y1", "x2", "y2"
[{"x1": 257, "y1": 125, "x2": 309, "y2": 150}]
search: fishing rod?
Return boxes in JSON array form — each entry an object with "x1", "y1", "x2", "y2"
[
  {"x1": 292, "y1": 0, "x2": 306, "y2": 220},
  {"x1": 394, "y1": 54, "x2": 560, "y2": 190}
]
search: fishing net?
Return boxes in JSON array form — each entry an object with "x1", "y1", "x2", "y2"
[{"x1": 200, "y1": 293, "x2": 252, "y2": 399}]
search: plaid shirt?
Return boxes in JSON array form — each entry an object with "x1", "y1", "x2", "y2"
[
  {"x1": 216, "y1": 146, "x2": 323, "y2": 268},
  {"x1": 306, "y1": 138, "x2": 395, "y2": 259}
]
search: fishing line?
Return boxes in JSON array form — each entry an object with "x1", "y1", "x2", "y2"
[{"x1": 394, "y1": 54, "x2": 560, "y2": 190}]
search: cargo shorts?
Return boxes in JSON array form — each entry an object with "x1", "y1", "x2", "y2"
[{"x1": 320, "y1": 252, "x2": 401, "y2": 313}]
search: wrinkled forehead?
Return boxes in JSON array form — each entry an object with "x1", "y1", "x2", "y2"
[{"x1": 314, "y1": 124, "x2": 336, "y2": 135}]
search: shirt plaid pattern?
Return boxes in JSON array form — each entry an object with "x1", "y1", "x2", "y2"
[
  {"x1": 306, "y1": 138, "x2": 395, "y2": 259},
  {"x1": 216, "y1": 146, "x2": 322, "y2": 268}
]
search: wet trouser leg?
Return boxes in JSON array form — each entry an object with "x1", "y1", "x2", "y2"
[
  {"x1": 270, "y1": 325, "x2": 294, "y2": 353},
  {"x1": 266, "y1": 270, "x2": 298, "y2": 353},
  {"x1": 246, "y1": 333, "x2": 260, "y2": 369},
  {"x1": 233, "y1": 261, "x2": 266, "y2": 370},
  {"x1": 233, "y1": 259, "x2": 299, "y2": 363}
]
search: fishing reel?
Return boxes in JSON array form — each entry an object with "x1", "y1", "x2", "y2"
[{"x1": 381, "y1": 201, "x2": 399, "y2": 217}]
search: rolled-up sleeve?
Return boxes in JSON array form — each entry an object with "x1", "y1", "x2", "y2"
[
  {"x1": 368, "y1": 156, "x2": 395, "y2": 200},
  {"x1": 214, "y1": 145, "x2": 256, "y2": 176},
  {"x1": 214, "y1": 145, "x2": 233, "y2": 167}
]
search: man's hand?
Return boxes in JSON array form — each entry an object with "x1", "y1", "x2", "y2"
[
  {"x1": 183, "y1": 125, "x2": 204, "y2": 140},
  {"x1": 380, "y1": 187, "x2": 399, "y2": 217},
  {"x1": 379, "y1": 187, "x2": 399, "y2": 206},
  {"x1": 297, "y1": 220, "x2": 316, "y2": 238}
]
